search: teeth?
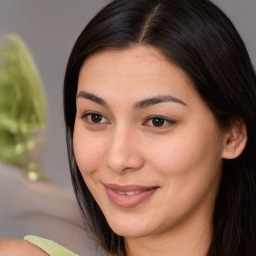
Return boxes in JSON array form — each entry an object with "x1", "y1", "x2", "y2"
[
  {"x1": 117, "y1": 191, "x2": 141, "y2": 196},
  {"x1": 117, "y1": 191, "x2": 126, "y2": 195},
  {"x1": 125, "y1": 191, "x2": 140, "y2": 195}
]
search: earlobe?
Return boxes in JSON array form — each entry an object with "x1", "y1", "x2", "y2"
[{"x1": 222, "y1": 117, "x2": 247, "y2": 159}]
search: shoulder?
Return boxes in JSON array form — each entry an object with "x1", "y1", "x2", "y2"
[
  {"x1": 0, "y1": 239, "x2": 48, "y2": 255},
  {"x1": 24, "y1": 235, "x2": 79, "y2": 256}
]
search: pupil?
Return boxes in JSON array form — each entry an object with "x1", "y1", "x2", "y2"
[
  {"x1": 152, "y1": 118, "x2": 164, "y2": 126},
  {"x1": 91, "y1": 114, "x2": 102, "y2": 123}
]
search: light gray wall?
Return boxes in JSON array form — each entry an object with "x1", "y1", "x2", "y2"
[
  {"x1": 0, "y1": 0, "x2": 255, "y2": 189},
  {"x1": 0, "y1": 0, "x2": 109, "y2": 188},
  {"x1": 212, "y1": 0, "x2": 256, "y2": 63}
]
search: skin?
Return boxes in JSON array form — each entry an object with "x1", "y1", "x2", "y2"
[
  {"x1": 73, "y1": 45, "x2": 238, "y2": 256},
  {"x1": 0, "y1": 239, "x2": 48, "y2": 255}
]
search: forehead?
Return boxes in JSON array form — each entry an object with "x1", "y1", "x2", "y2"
[
  {"x1": 80, "y1": 46, "x2": 183, "y2": 77},
  {"x1": 77, "y1": 46, "x2": 199, "y2": 105}
]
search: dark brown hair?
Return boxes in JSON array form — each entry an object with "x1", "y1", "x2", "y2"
[{"x1": 64, "y1": 0, "x2": 256, "y2": 255}]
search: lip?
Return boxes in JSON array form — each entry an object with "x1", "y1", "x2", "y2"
[{"x1": 104, "y1": 184, "x2": 159, "y2": 208}]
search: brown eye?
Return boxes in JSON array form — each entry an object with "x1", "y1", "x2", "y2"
[
  {"x1": 81, "y1": 112, "x2": 109, "y2": 124},
  {"x1": 144, "y1": 116, "x2": 175, "y2": 128},
  {"x1": 151, "y1": 117, "x2": 165, "y2": 127},
  {"x1": 90, "y1": 113, "x2": 103, "y2": 123}
]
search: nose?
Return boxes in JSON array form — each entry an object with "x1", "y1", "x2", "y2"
[{"x1": 104, "y1": 126, "x2": 144, "y2": 173}]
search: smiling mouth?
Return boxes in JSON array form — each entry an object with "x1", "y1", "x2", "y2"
[
  {"x1": 104, "y1": 184, "x2": 159, "y2": 207},
  {"x1": 116, "y1": 190, "x2": 141, "y2": 195}
]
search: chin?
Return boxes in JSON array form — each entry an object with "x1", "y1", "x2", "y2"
[
  {"x1": 111, "y1": 226, "x2": 147, "y2": 238},
  {"x1": 106, "y1": 215, "x2": 154, "y2": 238}
]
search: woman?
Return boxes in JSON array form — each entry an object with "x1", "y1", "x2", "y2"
[
  {"x1": 64, "y1": 0, "x2": 256, "y2": 255},
  {"x1": 1, "y1": 0, "x2": 255, "y2": 255}
]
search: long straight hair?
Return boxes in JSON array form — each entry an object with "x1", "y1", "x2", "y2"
[{"x1": 63, "y1": 0, "x2": 256, "y2": 255}]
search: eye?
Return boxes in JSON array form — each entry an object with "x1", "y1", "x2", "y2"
[
  {"x1": 144, "y1": 116, "x2": 175, "y2": 128},
  {"x1": 80, "y1": 112, "x2": 109, "y2": 124}
]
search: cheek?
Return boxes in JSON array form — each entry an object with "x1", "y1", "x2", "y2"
[
  {"x1": 146, "y1": 125, "x2": 223, "y2": 193},
  {"x1": 146, "y1": 135, "x2": 222, "y2": 222},
  {"x1": 146, "y1": 136, "x2": 199, "y2": 177},
  {"x1": 73, "y1": 123, "x2": 103, "y2": 176}
]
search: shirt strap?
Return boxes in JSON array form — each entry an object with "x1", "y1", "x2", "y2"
[{"x1": 24, "y1": 235, "x2": 79, "y2": 256}]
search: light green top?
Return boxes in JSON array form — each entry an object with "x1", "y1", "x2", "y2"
[{"x1": 24, "y1": 235, "x2": 79, "y2": 256}]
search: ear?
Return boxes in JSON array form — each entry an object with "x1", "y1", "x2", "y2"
[{"x1": 222, "y1": 117, "x2": 247, "y2": 159}]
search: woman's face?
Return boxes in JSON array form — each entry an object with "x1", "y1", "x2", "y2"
[{"x1": 73, "y1": 46, "x2": 226, "y2": 238}]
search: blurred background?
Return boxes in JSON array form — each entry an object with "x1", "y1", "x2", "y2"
[
  {"x1": 0, "y1": 0, "x2": 255, "y2": 188},
  {"x1": 0, "y1": 0, "x2": 255, "y2": 255},
  {"x1": 0, "y1": 0, "x2": 109, "y2": 188}
]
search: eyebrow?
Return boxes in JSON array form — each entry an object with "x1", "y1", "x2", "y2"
[
  {"x1": 76, "y1": 91, "x2": 187, "y2": 109},
  {"x1": 77, "y1": 91, "x2": 108, "y2": 107},
  {"x1": 134, "y1": 95, "x2": 187, "y2": 109}
]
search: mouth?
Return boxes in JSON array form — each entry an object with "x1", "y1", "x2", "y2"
[{"x1": 104, "y1": 184, "x2": 159, "y2": 208}]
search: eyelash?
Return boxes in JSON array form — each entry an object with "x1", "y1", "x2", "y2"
[
  {"x1": 80, "y1": 112, "x2": 109, "y2": 124},
  {"x1": 143, "y1": 115, "x2": 176, "y2": 128},
  {"x1": 80, "y1": 112, "x2": 176, "y2": 128}
]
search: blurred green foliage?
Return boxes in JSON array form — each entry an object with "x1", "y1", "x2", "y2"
[{"x1": 0, "y1": 35, "x2": 47, "y2": 166}]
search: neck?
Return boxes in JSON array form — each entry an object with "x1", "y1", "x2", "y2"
[{"x1": 124, "y1": 209, "x2": 212, "y2": 256}]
